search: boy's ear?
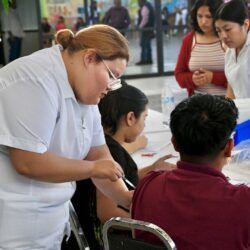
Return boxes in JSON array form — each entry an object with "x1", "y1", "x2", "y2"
[
  {"x1": 126, "y1": 111, "x2": 136, "y2": 127},
  {"x1": 244, "y1": 18, "x2": 250, "y2": 31},
  {"x1": 224, "y1": 138, "x2": 234, "y2": 158},
  {"x1": 171, "y1": 135, "x2": 180, "y2": 152}
]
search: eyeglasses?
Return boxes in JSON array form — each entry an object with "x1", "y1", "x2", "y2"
[{"x1": 102, "y1": 60, "x2": 122, "y2": 91}]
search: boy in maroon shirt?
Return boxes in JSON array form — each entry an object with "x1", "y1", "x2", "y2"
[{"x1": 132, "y1": 94, "x2": 250, "y2": 250}]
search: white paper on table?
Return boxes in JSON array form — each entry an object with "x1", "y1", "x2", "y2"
[
  {"x1": 142, "y1": 131, "x2": 172, "y2": 153},
  {"x1": 223, "y1": 161, "x2": 250, "y2": 187},
  {"x1": 145, "y1": 140, "x2": 171, "y2": 152},
  {"x1": 144, "y1": 109, "x2": 170, "y2": 134}
]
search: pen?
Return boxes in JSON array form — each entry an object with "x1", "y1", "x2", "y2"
[
  {"x1": 141, "y1": 153, "x2": 156, "y2": 157},
  {"x1": 170, "y1": 155, "x2": 179, "y2": 158},
  {"x1": 122, "y1": 177, "x2": 136, "y2": 189}
]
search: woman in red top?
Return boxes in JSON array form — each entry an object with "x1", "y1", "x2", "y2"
[
  {"x1": 174, "y1": 0, "x2": 227, "y2": 96},
  {"x1": 55, "y1": 16, "x2": 66, "y2": 31}
]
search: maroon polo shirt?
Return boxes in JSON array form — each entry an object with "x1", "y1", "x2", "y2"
[{"x1": 132, "y1": 161, "x2": 250, "y2": 250}]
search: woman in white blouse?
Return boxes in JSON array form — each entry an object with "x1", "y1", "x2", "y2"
[{"x1": 215, "y1": 0, "x2": 250, "y2": 99}]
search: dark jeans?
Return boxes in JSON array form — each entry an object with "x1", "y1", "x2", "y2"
[
  {"x1": 139, "y1": 31, "x2": 152, "y2": 63},
  {"x1": 8, "y1": 36, "x2": 22, "y2": 62}
]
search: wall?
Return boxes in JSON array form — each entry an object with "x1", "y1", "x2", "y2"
[
  {"x1": 2, "y1": 31, "x2": 40, "y2": 63},
  {"x1": 0, "y1": 0, "x2": 41, "y2": 64}
]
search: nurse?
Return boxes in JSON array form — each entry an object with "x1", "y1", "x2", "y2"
[
  {"x1": 215, "y1": 0, "x2": 250, "y2": 98},
  {"x1": 0, "y1": 25, "x2": 131, "y2": 249}
]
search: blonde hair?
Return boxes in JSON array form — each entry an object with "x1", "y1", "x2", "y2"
[{"x1": 55, "y1": 24, "x2": 129, "y2": 62}]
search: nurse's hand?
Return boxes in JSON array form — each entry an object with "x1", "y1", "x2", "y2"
[{"x1": 91, "y1": 159, "x2": 124, "y2": 181}]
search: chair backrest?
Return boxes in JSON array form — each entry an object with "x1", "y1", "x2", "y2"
[
  {"x1": 69, "y1": 201, "x2": 90, "y2": 250},
  {"x1": 102, "y1": 217, "x2": 177, "y2": 250}
]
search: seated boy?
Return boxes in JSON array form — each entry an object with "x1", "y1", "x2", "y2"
[{"x1": 132, "y1": 94, "x2": 250, "y2": 250}]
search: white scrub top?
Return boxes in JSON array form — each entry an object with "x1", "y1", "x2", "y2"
[
  {"x1": 0, "y1": 45, "x2": 105, "y2": 249},
  {"x1": 225, "y1": 32, "x2": 250, "y2": 98}
]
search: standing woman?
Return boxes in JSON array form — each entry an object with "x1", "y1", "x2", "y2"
[
  {"x1": 215, "y1": 0, "x2": 250, "y2": 99},
  {"x1": 0, "y1": 25, "x2": 131, "y2": 249},
  {"x1": 175, "y1": 0, "x2": 227, "y2": 96}
]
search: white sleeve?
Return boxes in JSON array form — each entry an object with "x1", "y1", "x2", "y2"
[
  {"x1": 91, "y1": 105, "x2": 106, "y2": 147},
  {"x1": 0, "y1": 78, "x2": 59, "y2": 153}
]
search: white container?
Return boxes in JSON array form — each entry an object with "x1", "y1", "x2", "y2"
[{"x1": 161, "y1": 82, "x2": 175, "y2": 125}]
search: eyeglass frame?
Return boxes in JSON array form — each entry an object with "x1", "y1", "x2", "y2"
[{"x1": 101, "y1": 59, "x2": 122, "y2": 91}]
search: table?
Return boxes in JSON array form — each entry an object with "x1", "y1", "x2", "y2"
[
  {"x1": 132, "y1": 109, "x2": 177, "y2": 168},
  {"x1": 132, "y1": 109, "x2": 250, "y2": 186}
]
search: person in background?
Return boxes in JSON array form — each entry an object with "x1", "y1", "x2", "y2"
[
  {"x1": 41, "y1": 17, "x2": 51, "y2": 33},
  {"x1": 0, "y1": 0, "x2": 25, "y2": 62},
  {"x1": 161, "y1": 0, "x2": 177, "y2": 36},
  {"x1": 132, "y1": 94, "x2": 250, "y2": 250},
  {"x1": 90, "y1": 1, "x2": 100, "y2": 25},
  {"x1": 103, "y1": 0, "x2": 130, "y2": 36},
  {"x1": 55, "y1": 15, "x2": 66, "y2": 31},
  {"x1": 136, "y1": 0, "x2": 155, "y2": 65},
  {"x1": 161, "y1": 5, "x2": 169, "y2": 31},
  {"x1": 173, "y1": 0, "x2": 188, "y2": 34},
  {"x1": 215, "y1": 0, "x2": 250, "y2": 99},
  {"x1": 248, "y1": 0, "x2": 250, "y2": 17},
  {"x1": 0, "y1": 25, "x2": 132, "y2": 249},
  {"x1": 174, "y1": 0, "x2": 227, "y2": 96},
  {"x1": 70, "y1": 82, "x2": 176, "y2": 249},
  {"x1": 74, "y1": 17, "x2": 86, "y2": 31},
  {"x1": 41, "y1": 17, "x2": 52, "y2": 48}
]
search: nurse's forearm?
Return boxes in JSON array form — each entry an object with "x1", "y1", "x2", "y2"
[
  {"x1": 87, "y1": 144, "x2": 132, "y2": 208},
  {"x1": 9, "y1": 148, "x2": 122, "y2": 183}
]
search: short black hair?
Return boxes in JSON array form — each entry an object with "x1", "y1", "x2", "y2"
[
  {"x1": 170, "y1": 94, "x2": 238, "y2": 158},
  {"x1": 190, "y1": 0, "x2": 224, "y2": 34},
  {"x1": 98, "y1": 80, "x2": 148, "y2": 135},
  {"x1": 215, "y1": 0, "x2": 249, "y2": 26}
]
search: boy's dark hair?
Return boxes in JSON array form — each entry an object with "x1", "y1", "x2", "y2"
[
  {"x1": 170, "y1": 94, "x2": 238, "y2": 158},
  {"x1": 98, "y1": 80, "x2": 148, "y2": 135},
  {"x1": 215, "y1": 0, "x2": 249, "y2": 25},
  {"x1": 190, "y1": 0, "x2": 223, "y2": 34}
]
